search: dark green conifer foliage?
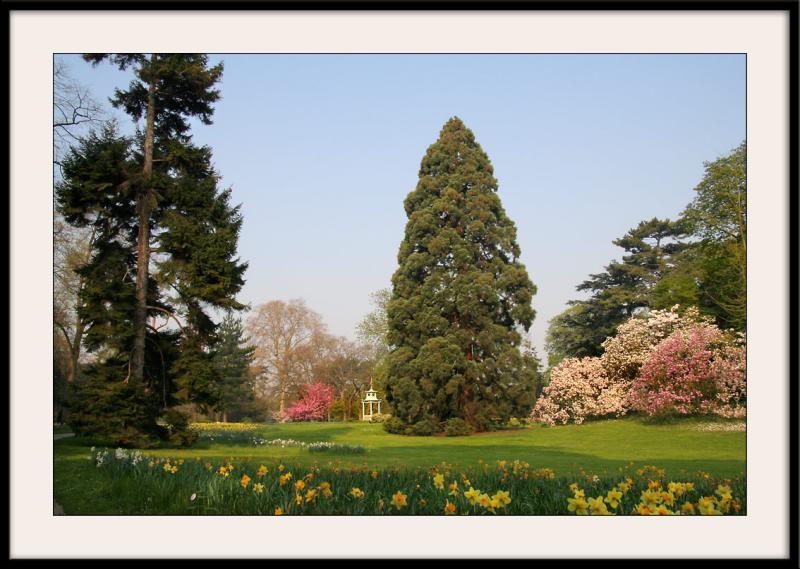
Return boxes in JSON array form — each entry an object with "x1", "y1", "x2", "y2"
[
  {"x1": 57, "y1": 55, "x2": 247, "y2": 444},
  {"x1": 211, "y1": 313, "x2": 256, "y2": 422},
  {"x1": 385, "y1": 117, "x2": 538, "y2": 432}
]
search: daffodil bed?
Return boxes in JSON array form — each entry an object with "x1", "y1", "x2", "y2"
[{"x1": 54, "y1": 418, "x2": 745, "y2": 515}]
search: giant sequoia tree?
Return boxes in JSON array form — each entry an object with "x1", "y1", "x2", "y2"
[
  {"x1": 57, "y1": 54, "x2": 247, "y2": 444},
  {"x1": 385, "y1": 117, "x2": 538, "y2": 432}
]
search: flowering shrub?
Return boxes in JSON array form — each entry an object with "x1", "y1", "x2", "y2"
[
  {"x1": 530, "y1": 357, "x2": 628, "y2": 425},
  {"x1": 285, "y1": 382, "x2": 335, "y2": 422},
  {"x1": 630, "y1": 325, "x2": 746, "y2": 418},
  {"x1": 600, "y1": 306, "x2": 708, "y2": 382}
]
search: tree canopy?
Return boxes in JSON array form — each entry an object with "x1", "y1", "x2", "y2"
[{"x1": 385, "y1": 117, "x2": 538, "y2": 432}]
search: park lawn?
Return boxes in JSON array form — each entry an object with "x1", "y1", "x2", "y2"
[{"x1": 54, "y1": 417, "x2": 745, "y2": 514}]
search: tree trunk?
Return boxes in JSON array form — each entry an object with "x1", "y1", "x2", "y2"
[
  {"x1": 131, "y1": 54, "x2": 157, "y2": 385},
  {"x1": 68, "y1": 322, "x2": 84, "y2": 383}
]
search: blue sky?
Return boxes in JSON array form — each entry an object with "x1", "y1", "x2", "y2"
[{"x1": 56, "y1": 53, "x2": 746, "y2": 358}]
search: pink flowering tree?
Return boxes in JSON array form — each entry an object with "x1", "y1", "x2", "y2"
[
  {"x1": 530, "y1": 357, "x2": 629, "y2": 426},
  {"x1": 285, "y1": 382, "x2": 335, "y2": 422},
  {"x1": 630, "y1": 325, "x2": 746, "y2": 418}
]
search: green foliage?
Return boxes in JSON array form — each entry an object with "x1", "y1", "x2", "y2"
[
  {"x1": 386, "y1": 117, "x2": 538, "y2": 432},
  {"x1": 161, "y1": 408, "x2": 199, "y2": 447},
  {"x1": 383, "y1": 416, "x2": 408, "y2": 435},
  {"x1": 443, "y1": 417, "x2": 472, "y2": 437},
  {"x1": 410, "y1": 417, "x2": 439, "y2": 436},
  {"x1": 67, "y1": 368, "x2": 161, "y2": 448},
  {"x1": 678, "y1": 142, "x2": 747, "y2": 330},
  {"x1": 329, "y1": 399, "x2": 346, "y2": 422},
  {"x1": 210, "y1": 313, "x2": 257, "y2": 421}
]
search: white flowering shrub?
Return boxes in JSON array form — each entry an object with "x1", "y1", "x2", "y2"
[
  {"x1": 600, "y1": 306, "x2": 709, "y2": 382},
  {"x1": 530, "y1": 357, "x2": 629, "y2": 425}
]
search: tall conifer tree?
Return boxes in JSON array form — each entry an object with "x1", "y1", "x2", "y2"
[
  {"x1": 57, "y1": 54, "x2": 247, "y2": 443},
  {"x1": 385, "y1": 117, "x2": 537, "y2": 432}
]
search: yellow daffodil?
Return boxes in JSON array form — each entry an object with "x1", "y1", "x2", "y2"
[
  {"x1": 588, "y1": 496, "x2": 611, "y2": 515},
  {"x1": 493, "y1": 490, "x2": 511, "y2": 507},
  {"x1": 715, "y1": 485, "x2": 733, "y2": 501},
  {"x1": 444, "y1": 501, "x2": 456, "y2": 515},
  {"x1": 569, "y1": 482, "x2": 580, "y2": 493},
  {"x1": 256, "y1": 465, "x2": 268, "y2": 477},
  {"x1": 567, "y1": 496, "x2": 589, "y2": 515},
  {"x1": 240, "y1": 474, "x2": 251, "y2": 488},
  {"x1": 618, "y1": 481, "x2": 631, "y2": 493},
  {"x1": 350, "y1": 487, "x2": 364, "y2": 499},
  {"x1": 295, "y1": 494, "x2": 303, "y2": 506},
  {"x1": 640, "y1": 490, "x2": 661, "y2": 507},
  {"x1": 605, "y1": 488, "x2": 623, "y2": 509},
  {"x1": 305, "y1": 489, "x2": 317, "y2": 502},
  {"x1": 681, "y1": 502, "x2": 696, "y2": 515},
  {"x1": 294, "y1": 480, "x2": 305, "y2": 492},
  {"x1": 274, "y1": 507, "x2": 283, "y2": 516},
  {"x1": 371, "y1": 470, "x2": 379, "y2": 479},
  {"x1": 698, "y1": 496, "x2": 721, "y2": 516},
  {"x1": 648, "y1": 480, "x2": 661, "y2": 490},
  {"x1": 253, "y1": 483, "x2": 264, "y2": 494},
  {"x1": 391, "y1": 491, "x2": 408, "y2": 510},
  {"x1": 418, "y1": 498, "x2": 427, "y2": 507},
  {"x1": 478, "y1": 493, "x2": 492, "y2": 509},
  {"x1": 448, "y1": 482, "x2": 459, "y2": 496},
  {"x1": 573, "y1": 489, "x2": 585, "y2": 499},
  {"x1": 320, "y1": 481, "x2": 332, "y2": 498},
  {"x1": 653, "y1": 505, "x2": 676, "y2": 516},
  {"x1": 433, "y1": 473, "x2": 445, "y2": 490},
  {"x1": 464, "y1": 487, "x2": 480, "y2": 505},
  {"x1": 278, "y1": 464, "x2": 285, "y2": 472}
]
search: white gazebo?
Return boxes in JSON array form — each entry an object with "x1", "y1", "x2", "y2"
[{"x1": 361, "y1": 379, "x2": 382, "y2": 421}]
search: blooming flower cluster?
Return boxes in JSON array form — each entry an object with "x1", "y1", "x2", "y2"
[
  {"x1": 87, "y1": 449, "x2": 744, "y2": 516},
  {"x1": 284, "y1": 382, "x2": 335, "y2": 422},
  {"x1": 566, "y1": 473, "x2": 741, "y2": 516},
  {"x1": 630, "y1": 324, "x2": 746, "y2": 418},
  {"x1": 532, "y1": 306, "x2": 746, "y2": 424},
  {"x1": 531, "y1": 357, "x2": 628, "y2": 425}
]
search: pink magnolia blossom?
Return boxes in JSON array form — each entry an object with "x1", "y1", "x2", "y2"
[
  {"x1": 285, "y1": 382, "x2": 335, "y2": 422},
  {"x1": 630, "y1": 325, "x2": 746, "y2": 418}
]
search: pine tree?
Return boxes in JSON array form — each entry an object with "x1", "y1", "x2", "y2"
[
  {"x1": 212, "y1": 313, "x2": 256, "y2": 422},
  {"x1": 57, "y1": 54, "x2": 247, "y2": 444},
  {"x1": 385, "y1": 117, "x2": 538, "y2": 432}
]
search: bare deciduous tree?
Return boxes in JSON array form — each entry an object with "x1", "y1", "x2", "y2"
[
  {"x1": 314, "y1": 338, "x2": 371, "y2": 420},
  {"x1": 53, "y1": 60, "x2": 105, "y2": 384},
  {"x1": 245, "y1": 299, "x2": 328, "y2": 415}
]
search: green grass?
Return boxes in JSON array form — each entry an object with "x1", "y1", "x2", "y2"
[
  {"x1": 54, "y1": 417, "x2": 745, "y2": 515},
  {"x1": 53, "y1": 424, "x2": 73, "y2": 435}
]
